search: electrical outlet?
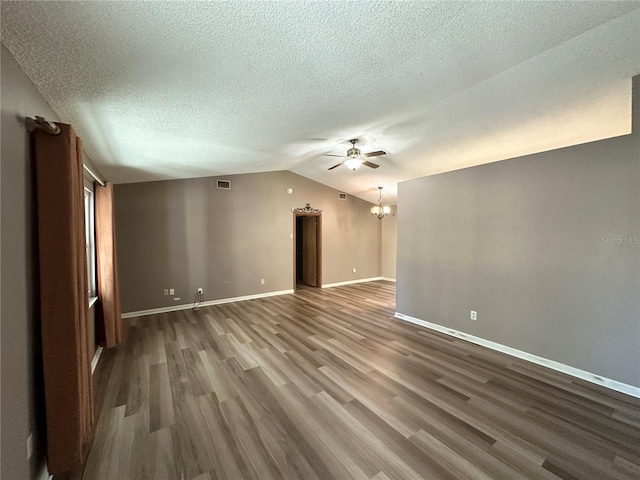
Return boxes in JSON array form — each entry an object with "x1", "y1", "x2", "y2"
[
  {"x1": 197, "y1": 288, "x2": 203, "y2": 294},
  {"x1": 352, "y1": 268, "x2": 357, "y2": 273},
  {"x1": 173, "y1": 297, "x2": 181, "y2": 301},
  {"x1": 260, "y1": 279, "x2": 265, "y2": 285},
  {"x1": 470, "y1": 310, "x2": 477, "y2": 321},
  {"x1": 27, "y1": 433, "x2": 33, "y2": 460},
  {"x1": 163, "y1": 289, "x2": 168, "y2": 296},
  {"x1": 169, "y1": 288, "x2": 175, "y2": 295}
]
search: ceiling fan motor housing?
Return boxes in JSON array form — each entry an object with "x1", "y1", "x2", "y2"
[{"x1": 347, "y1": 147, "x2": 361, "y2": 158}]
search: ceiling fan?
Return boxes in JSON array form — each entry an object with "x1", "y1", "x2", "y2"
[{"x1": 326, "y1": 139, "x2": 386, "y2": 171}]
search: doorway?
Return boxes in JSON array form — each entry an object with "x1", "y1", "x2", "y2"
[{"x1": 293, "y1": 213, "x2": 322, "y2": 290}]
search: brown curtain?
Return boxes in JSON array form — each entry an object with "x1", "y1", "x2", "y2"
[
  {"x1": 33, "y1": 124, "x2": 94, "y2": 474},
  {"x1": 95, "y1": 181, "x2": 122, "y2": 347}
]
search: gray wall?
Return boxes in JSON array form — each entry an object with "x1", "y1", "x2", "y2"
[
  {"x1": 1, "y1": 44, "x2": 57, "y2": 480},
  {"x1": 381, "y1": 205, "x2": 397, "y2": 279},
  {"x1": 1, "y1": 44, "x2": 103, "y2": 479},
  {"x1": 115, "y1": 172, "x2": 381, "y2": 313},
  {"x1": 397, "y1": 76, "x2": 640, "y2": 388}
]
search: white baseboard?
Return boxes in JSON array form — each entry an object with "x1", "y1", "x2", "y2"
[
  {"x1": 394, "y1": 312, "x2": 640, "y2": 399},
  {"x1": 91, "y1": 346, "x2": 103, "y2": 374},
  {"x1": 380, "y1": 277, "x2": 396, "y2": 282},
  {"x1": 322, "y1": 277, "x2": 383, "y2": 289},
  {"x1": 122, "y1": 289, "x2": 294, "y2": 318}
]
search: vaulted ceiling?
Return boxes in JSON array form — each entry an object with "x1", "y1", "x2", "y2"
[{"x1": 2, "y1": 1, "x2": 639, "y2": 203}]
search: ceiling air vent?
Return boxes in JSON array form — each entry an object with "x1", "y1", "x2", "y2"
[
  {"x1": 338, "y1": 192, "x2": 347, "y2": 200},
  {"x1": 216, "y1": 179, "x2": 231, "y2": 190}
]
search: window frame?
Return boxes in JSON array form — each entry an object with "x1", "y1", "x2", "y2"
[{"x1": 84, "y1": 184, "x2": 97, "y2": 303}]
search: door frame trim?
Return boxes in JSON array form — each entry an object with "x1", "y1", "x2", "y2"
[{"x1": 292, "y1": 212, "x2": 322, "y2": 291}]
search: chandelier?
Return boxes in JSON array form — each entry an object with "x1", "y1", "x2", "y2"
[{"x1": 371, "y1": 186, "x2": 391, "y2": 219}]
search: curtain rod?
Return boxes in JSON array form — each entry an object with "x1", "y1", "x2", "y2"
[
  {"x1": 83, "y1": 164, "x2": 106, "y2": 187},
  {"x1": 26, "y1": 116, "x2": 107, "y2": 187}
]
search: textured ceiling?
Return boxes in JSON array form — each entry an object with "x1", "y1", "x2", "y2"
[{"x1": 2, "y1": 1, "x2": 639, "y2": 204}]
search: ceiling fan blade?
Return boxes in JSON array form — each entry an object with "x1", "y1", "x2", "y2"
[
  {"x1": 364, "y1": 150, "x2": 386, "y2": 158},
  {"x1": 363, "y1": 161, "x2": 379, "y2": 169},
  {"x1": 328, "y1": 162, "x2": 344, "y2": 170},
  {"x1": 324, "y1": 154, "x2": 346, "y2": 157}
]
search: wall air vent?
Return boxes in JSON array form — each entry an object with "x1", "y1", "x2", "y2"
[
  {"x1": 338, "y1": 192, "x2": 347, "y2": 200},
  {"x1": 216, "y1": 179, "x2": 231, "y2": 190}
]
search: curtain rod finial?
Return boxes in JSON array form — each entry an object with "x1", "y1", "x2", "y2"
[{"x1": 26, "y1": 116, "x2": 61, "y2": 135}]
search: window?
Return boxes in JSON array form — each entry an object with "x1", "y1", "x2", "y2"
[{"x1": 84, "y1": 186, "x2": 96, "y2": 299}]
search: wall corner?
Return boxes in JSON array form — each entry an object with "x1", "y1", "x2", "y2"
[{"x1": 632, "y1": 74, "x2": 640, "y2": 136}]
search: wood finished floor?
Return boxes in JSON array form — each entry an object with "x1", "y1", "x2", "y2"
[{"x1": 76, "y1": 281, "x2": 640, "y2": 480}]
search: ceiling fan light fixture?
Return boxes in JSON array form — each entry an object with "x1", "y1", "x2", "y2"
[
  {"x1": 326, "y1": 139, "x2": 385, "y2": 171},
  {"x1": 344, "y1": 158, "x2": 363, "y2": 170}
]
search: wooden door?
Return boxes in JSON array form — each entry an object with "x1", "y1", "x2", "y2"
[
  {"x1": 296, "y1": 216, "x2": 304, "y2": 283},
  {"x1": 302, "y1": 216, "x2": 318, "y2": 286}
]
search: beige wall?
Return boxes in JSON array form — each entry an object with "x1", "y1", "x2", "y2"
[
  {"x1": 1, "y1": 44, "x2": 57, "y2": 479},
  {"x1": 381, "y1": 205, "x2": 397, "y2": 279},
  {"x1": 397, "y1": 76, "x2": 640, "y2": 388},
  {"x1": 115, "y1": 171, "x2": 381, "y2": 313}
]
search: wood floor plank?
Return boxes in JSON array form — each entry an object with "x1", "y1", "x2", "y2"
[
  {"x1": 399, "y1": 398, "x2": 528, "y2": 480},
  {"x1": 147, "y1": 427, "x2": 180, "y2": 480},
  {"x1": 149, "y1": 362, "x2": 175, "y2": 432},
  {"x1": 312, "y1": 391, "x2": 424, "y2": 480},
  {"x1": 284, "y1": 349, "x2": 355, "y2": 404},
  {"x1": 465, "y1": 395, "x2": 636, "y2": 480},
  {"x1": 196, "y1": 392, "x2": 252, "y2": 480},
  {"x1": 410, "y1": 428, "x2": 495, "y2": 480},
  {"x1": 318, "y1": 365, "x2": 420, "y2": 438},
  {"x1": 198, "y1": 350, "x2": 238, "y2": 403},
  {"x1": 258, "y1": 346, "x2": 323, "y2": 396},
  {"x1": 70, "y1": 281, "x2": 640, "y2": 480},
  {"x1": 279, "y1": 383, "x2": 371, "y2": 480},
  {"x1": 342, "y1": 398, "x2": 459, "y2": 480},
  {"x1": 242, "y1": 367, "x2": 332, "y2": 480},
  {"x1": 81, "y1": 405, "x2": 126, "y2": 480},
  {"x1": 170, "y1": 380, "x2": 216, "y2": 479},
  {"x1": 182, "y1": 346, "x2": 214, "y2": 397},
  {"x1": 489, "y1": 439, "x2": 562, "y2": 480},
  {"x1": 219, "y1": 395, "x2": 283, "y2": 480}
]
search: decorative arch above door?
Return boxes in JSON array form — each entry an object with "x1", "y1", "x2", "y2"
[{"x1": 292, "y1": 203, "x2": 322, "y2": 214}]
